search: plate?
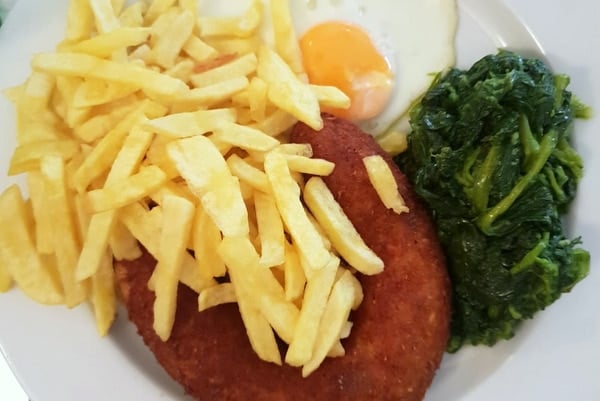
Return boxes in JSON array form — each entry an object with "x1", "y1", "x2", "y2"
[{"x1": 0, "y1": 0, "x2": 599, "y2": 400}]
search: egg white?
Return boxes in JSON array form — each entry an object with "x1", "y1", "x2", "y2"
[{"x1": 198, "y1": 0, "x2": 458, "y2": 136}]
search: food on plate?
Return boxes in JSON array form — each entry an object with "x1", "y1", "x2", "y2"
[
  {"x1": 288, "y1": 0, "x2": 458, "y2": 137},
  {"x1": 0, "y1": 0, "x2": 459, "y2": 391},
  {"x1": 115, "y1": 113, "x2": 450, "y2": 401},
  {"x1": 396, "y1": 51, "x2": 591, "y2": 351}
]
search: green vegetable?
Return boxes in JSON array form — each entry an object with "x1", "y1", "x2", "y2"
[{"x1": 395, "y1": 51, "x2": 590, "y2": 352}]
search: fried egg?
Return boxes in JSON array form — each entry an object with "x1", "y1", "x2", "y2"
[
  {"x1": 290, "y1": 0, "x2": 458, "y2": 135},
  {"x1": 198, "y1": 0, "x2": 458, "y2": 135}
]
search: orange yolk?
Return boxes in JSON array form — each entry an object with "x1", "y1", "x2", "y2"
[{"x1": 299, "y1": 21, "x2": 394, "y2": 121}]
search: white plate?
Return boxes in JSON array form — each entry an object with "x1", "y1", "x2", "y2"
[{"x1": 0, "y1": 0, "x2": 599, "y2": 400}]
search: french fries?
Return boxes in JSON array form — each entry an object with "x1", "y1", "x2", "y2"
[{"x1": 1, "y1": 0, "x2": 389, "y2": 376}]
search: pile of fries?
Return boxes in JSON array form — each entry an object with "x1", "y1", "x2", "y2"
[{"x1": 0, "y1": 0, "x2": 404, "y2": 376}]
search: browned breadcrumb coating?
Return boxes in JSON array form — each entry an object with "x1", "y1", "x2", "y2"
[{"x1": 115, "y1": 113, "x2": 451, "y2": 401}]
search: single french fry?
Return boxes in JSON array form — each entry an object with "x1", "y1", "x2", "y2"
[
  {"x1": 302, "y1": 270, "x2": 356, "y2": 377},
  {"x1": 151, "y1": 10, "x2": 195, "y2": 69},
  {"x1": 32, "y1": 53, "x2": 189, "y2": 98},
  {"x1": 65, "y1": 27, "x2": 151, "y2": 58},
  {"x1": 254, "y1": 191, "x2": 285, "y2": 268},
  {"x1": 64, "y1": 0, "x2": 95, "y2": 41},
  {"x1": 284, "y1": 154, "x2": 335, "y2": 176},
  {"x1": 257, "y1": 46, "x2": 322, "y2": 130},
  {"x1": 167, "y1": 135, "x2": 249, "y2": 237},
  {"x1": 171, "y1": 76, "x2": 249, "y2": 109},
  {"x1": 283, "y1": 240, "x2": 305, "y2": 301},
  {"x1": 226, "y1": 154, "x2": 271, "y2": 194},
  {"x1": 153, "y1": 194, "x2": 196, "y2": 341},
  {"x1": 193, "y1": 205, "x2": 226, "y2": 278},
  {"x1": 310, "y1": 85, "x2": 351, "y2": 110},
  {"x1": 264, "y1": 152, "x2": 330, "y2": 271},
  {"x1": 217, "y1": 236, "x2": 282, "y2": 365},
  {"x1": 270, "y1": 0, "x2": 304, "y2": 74},
  {"x1": 91, "y1": 250, "x2": 117, "y2": 336},
  {"x1": 143, "y1": 108, "x2": 236, "y2": 138},
  {"x1": 182, "y1": 35, "x2": 219, "y2": 63},
  {"x1": 285, "y1": 256, "x2": 339, "y2": 366},
  {"x1": 190, "y1": 53, "x2": 257, "y2": 88},
  {"x1": 303, "y1": 177, "x2": 384, "y2": 275},
  {"x1": 363, "y1": 155, "x2": 410, "y2": 214},
  {"x1": 108, "y1": 218, "x2": 142, "y2": 261},
  {"x1": 213, "y1": 122, "x2": 280, "y2": 152},
  {"x1": 198, "y1": 283, "x2": 236, "y2": 311}
]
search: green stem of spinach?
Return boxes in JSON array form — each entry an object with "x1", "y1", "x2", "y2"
[{"x1": 478, "y1": 129, "x2": 559, "y2": 234}]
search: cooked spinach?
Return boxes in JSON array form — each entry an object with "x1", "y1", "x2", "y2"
[{"x1": 396, "y1": 51, "x2": 590, "y2": 352}]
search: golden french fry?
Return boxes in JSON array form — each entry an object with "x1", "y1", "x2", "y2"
[
  {"x1": 65, "y1": 27, "x2": 151, "y2": 58},
  {"x1": 213, "y1": 122, "x2": 280, "y2": 152},
  {"x1": 303, "y1": 177, "x2": 384, "y2": 275},
  {"x1": 32, "y1": 52, "x2": 189, "y2": 98},
  {"x1": 310, "y1": 85, "x2": 351, "y2": 110},
  {"x1": 283, "y1": 240, "x2": 305, "y2": 301},
  {"x1": 91, "y1": 250, "x2": 117, "y2": 336},
  {"x1": 363, "y1": 155, "x2": 410, "y2": 214},
  {"x1": 26, "y1": 172, "x2": 54, "y2": 251},
  {"x1": 284, "y1": 154, "x2": 335, "y2": 176},
  {"x1": 217, "y1": 236, "x2": 283, "y2": 365},
  {"x1": 226, "y1": 154, "x2": 271, "y2": 194},
  {"x1": 254, "y1": 191, "x2": 285, "y2": 268},
  {"x1": 182, "y1": 35, "x2": 219, "y2": 63},
  {"x1": 198, "y1": 283, "x2": 236, "y2": 311},
  {"x1": 172, "y1": 77, "x2": 249, "y2": 110},
  {"x1": 285, "y1": 256, "x2": 339, "y2": 366},
  {"x1": 151, "y1": 10, "x2": 195, "y2": 69},
  {"x1": 153, "y1": 194, "x2": 196, "y2": 341},
  {"x1": 0, "y1": 185, "x2": 62, "y2": 303},
  {"x1": 375, "y1": 130, "x2": 409, "y2": 156},
  {"x1": 108, "y1": 218, "x2": 142, "y2": 261},
  {"x1": 264, "y1": 152, "x2": 330, "y2": 271},
  {"x1": 167, "y1": 135, "x2": 249, "y2": 237},
  {"x1": 193, "y1": 205, "x2": 226, "y2": 278},
  {"x1": 190, "y1": 53, "x2": 257, "y2": 88},
  {"x1": 143, "y1": 108, "x2": 236, "y2": 138},
  {"x1": 247, "y1": 76, "x2": 268, "y2": 122},
  {"x1": 302, "y1": 269, "x2": 356, "y2": 377},
  {"x1": 64, "y1": 0, "x2": 95, "y2": 41},
  {"x1": 270, "y1": 0, "x2": 304, "y2": 74},
  {"x1": 86, "y1": 165, "x2": 168, "y2": 213},
  {"x1": 76, "y1": 210, "x2": 116, "y2": 281},
  {"x1": 73, "y1": 79, "x2": 137, "y2": 108},
  {"x1": 257, "y1": 46, "x2": 322, "y2": 130}
]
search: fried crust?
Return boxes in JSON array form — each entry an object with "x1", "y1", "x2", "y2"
[{"x1": 115, "y1": 114, "x2": 451, "y2": 401}]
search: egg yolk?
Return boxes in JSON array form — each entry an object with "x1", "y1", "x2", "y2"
[{"x1": 299, "y1": 21, "x2": 394, "y2": 122}]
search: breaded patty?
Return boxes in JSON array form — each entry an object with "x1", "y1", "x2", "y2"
[{"x1": 115, "y1": 114, "x2": 451, "y2": 401}]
